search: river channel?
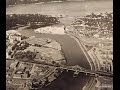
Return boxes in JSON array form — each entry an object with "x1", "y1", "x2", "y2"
[
  {"x1": 6, "y1": 1, "x2": 112, "y2": 90},
  {"x1": 18, "y1": 29, "x2": 91, "y2": 90}
]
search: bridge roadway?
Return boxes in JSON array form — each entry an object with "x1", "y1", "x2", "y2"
[
  {"x1": 7, "y1": 59, "x2": 113, "y2": 78},
  {"x1": 56, "y1": 65, "x2": 113, "y2": 77}
]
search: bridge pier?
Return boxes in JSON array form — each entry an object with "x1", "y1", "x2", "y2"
[
  {"x1": 95, "y1": 74, "x2": 99, "y2": 77},
  {"x1": 85, "y1": 73, "x2": 88, "y2": 75}
]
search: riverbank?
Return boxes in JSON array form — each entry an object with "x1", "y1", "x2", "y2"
[{"x1": 6, "y1": 1, "x2": 113, "y2": 89}]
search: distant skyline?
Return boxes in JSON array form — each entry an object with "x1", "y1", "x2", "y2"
[
  {"x1": 6, "y1": 0, "x2": 112, "y2": 2},
  {"x1": 6, "y1": 0, "x2": 112, "y2": 7}
]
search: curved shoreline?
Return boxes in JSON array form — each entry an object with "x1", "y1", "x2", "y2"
[
  {"x1": 68, "y1": 35, "x2": 93, "y2": 70},
  {"x1": 10, "y1": 29, "x2": 91, "y2": 89},
  {"x1": 67, "y1": 33, "x2": 98, "y2": 90}
]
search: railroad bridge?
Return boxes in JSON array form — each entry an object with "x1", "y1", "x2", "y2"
[
  {"x1": 57, "y1": 65, "x2": 113, "y2": 77},
  {"x1": 6, "y1": 59, "x2": 113, "y2": 77}
]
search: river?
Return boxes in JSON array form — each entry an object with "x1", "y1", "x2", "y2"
[
  {"x1": 6, "y1": 1, "x2": 112, "y2": 90},
  {"x1": 19, "y1": 29, "x2": 90, "y2": 69},
  {"x1": 18, "y1": 28, "x2": 92, "y2": 90}
]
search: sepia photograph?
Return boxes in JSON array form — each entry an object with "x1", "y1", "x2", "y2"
[{"x1": 6, "y1": 0, "x2": 113, "y2": 90}]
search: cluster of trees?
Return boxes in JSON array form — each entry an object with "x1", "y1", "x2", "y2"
[
  {"x1": 85, "y1": 13, "x2": 112, "y2": 31},
  {"x1": 12, "y1": 41, "x2": 29, "y2": 51},
  {"x1": 9, "y1": 40, "x2": 38, "y2": 60},
  {"x1": 6, "y1": 34, "x2": 28, "y2": 49},
  {"x1": 6, "y1": 14, "x2": 60, "y2": 30},
  {"x1": 21, "y1": 35, "x2": 28, "y2": 40},
  {"x1": 6, "y1": 86, "x2": 15, "y2": 90},
  {"x1": 31, "y1": 77, "x2": 50, "y2": 89},
  {"x1": 6, "y1": 0, "x2": 67, "y2": 6},
  {"x1": 30, "y1": 68, "x2": 63, "y2": 89},
  {"x1": 14, "y1": 50, "x2": 37, "y2": 60},
  {"x1": 74, "y1": 12, "x2": 113, "y2": 32}
]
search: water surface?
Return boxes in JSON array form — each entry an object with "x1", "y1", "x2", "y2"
[
  {"x1": 6, "y1": 1, "x2": 113, "y2": 89},
  {"x1": 6, "y1": 1, "x2": 113, "y2": 17}
]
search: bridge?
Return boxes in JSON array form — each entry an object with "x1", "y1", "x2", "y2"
[
  {"x1": 56, "y1": 65, "x2": 113, "y2": 77},
  {"x1": 6, "y1": 58, "x2": 113, "y2": 78}
]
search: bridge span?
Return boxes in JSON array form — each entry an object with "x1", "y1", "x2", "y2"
[
  {"x1": 57, "y1": 65, "x2": 113, "y2": 77},
  {"x1": 6, "y1": 58, "x2": 113, "y2": 77}
]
